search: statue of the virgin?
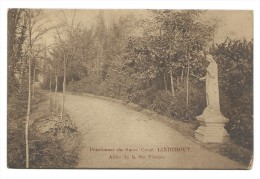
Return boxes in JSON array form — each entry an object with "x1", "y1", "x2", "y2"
[{"x1": 200, "y1": 53, "x2": 221, "y2": 116}]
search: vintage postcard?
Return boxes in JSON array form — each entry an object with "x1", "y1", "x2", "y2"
[{"x1": 7, "y1": 9, "x2": 253, "y2": 169}]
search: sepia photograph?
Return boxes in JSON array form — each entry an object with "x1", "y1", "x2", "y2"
[{"x1": 7, "y1": 9, "x2": 253, "y2": 169}]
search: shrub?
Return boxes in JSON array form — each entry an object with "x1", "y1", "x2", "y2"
[
  {"x1": 8, "y1": 86, "x2": 28, "y2": 168},
  {"x1": 67, "y1": 74, "x2": 100, "y2": 95},
  {"x1": 67, "y1": 38, "x2": 253, "y2": 150},
  {"x1": 152, "y1": 90, "x2": 174, "y2": 116},
  {"x1": 152, "y1": 82, "x2": 206, "y2": 121},
  {"x1": 224, "y1": 91, "x2": 253, "y2": 149},
  {"x1": 213, "y1": 39, "x2": 253, "y2": 149},
  {"x1": 8, "y1": 91, "x2": 81, "y2": 168}
]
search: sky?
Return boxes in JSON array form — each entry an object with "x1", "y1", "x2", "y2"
[
  {"x1": 207, "y1": 10, "x2": 253, "y2": 43},
  {"x1": 44, "y1": 9, "x2": 253, "y2": 45}
]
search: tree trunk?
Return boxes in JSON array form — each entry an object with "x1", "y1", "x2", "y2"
[
  {"x1": 181, "y1": 68, "x2": 184, "y2": 83},
  {"x1": 163, "y1": 71, "x2": 168, "y2": 91},
  {"x1": 186, "y1": 52, "x2": 190, "y2": 107},
  {"x1": 96, "y1": 57, "x2": 99, "y2": 77},
  {"x1": 49, "y1": 78, "x2": 52, "y2": 92},
  {"x1": 54, "y1": 71, "x2": 58, "y2": 112},
  {"x1": 96, "y1": 40, "x2": 104, "y2": 79},
  {"x1": 61, "y1": 52, "x2": 66, "y2": 121},
  {"x1": 32, "y1": 64, "x2": 36, "y2": 98},
  {"x1": 170, "y1": 68, "x2": 175, "y2": 96},
  {"x1": 19, "y1": 57, "x2": 25, "y2": 92},
  {"x1": 25, "y1": 49, "x2": 31, "y2": 169},
  {"x1": 8, "y1": 10, "x2": 18, "y2": 81},
  {"x1": 25, "y1": 10, "x2": 32, "y2": 169}
]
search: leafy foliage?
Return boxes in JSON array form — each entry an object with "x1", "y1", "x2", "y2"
[
  {"x1": 9, "y1": 9, "x2": 253, "y2": 169},
  {"x1": 7, "y1": 9, "x2": 82, "y2": 168},
  {"x1": 8, "y1": 92, "x2": 82, "y2": 168},
  {"x1": 213, "y1": 39, "x2": 253, "y2": 149},
  {"x1": 67, "y1": 11, "x2": 253, "y2": 149}
]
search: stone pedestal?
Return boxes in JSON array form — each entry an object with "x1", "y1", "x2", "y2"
[{"x1": 195, "y1": 113, "x2": 229, "y2": 143}]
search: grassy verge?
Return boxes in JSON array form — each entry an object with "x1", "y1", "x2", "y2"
[
  {"x1": 8, "y1": 90, "x2": 82, "y2": 168},
  {"x1": 144, "y1": 110, "x2": 253, "y2": 167}
]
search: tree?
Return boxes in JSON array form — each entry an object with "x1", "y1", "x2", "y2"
[
  {"x1": 8, "y1": 9, "x2": 27, "y2": 95},
  {"x1": 54, "y1": 10, "x2": 77, "y2": 121},
  {"x1": 55, "y1": 29, "x2": 68, "y2": 121},
  {"x1": 51, "y1": 47, "x2": 60, "y2": 108},
  {"x1": 31, "y1": 44, "x2": 47, "y2": 98},
  {"x1": 93, "y1": 11, "x2": 106, "y2": 79},
  {"x1": 153, "y1": 10, "x2": 218, "y2": 106},
  {"x1": 212, "y1": 38, "x2": 253, "y2": 148},
  {"x1": 24, "y1": 9, "x2": 55, "y2": 168}
]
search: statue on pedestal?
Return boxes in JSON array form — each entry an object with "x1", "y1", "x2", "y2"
[{"x1": 195, "y1": 52, "x2": 229, "y2": 143}]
